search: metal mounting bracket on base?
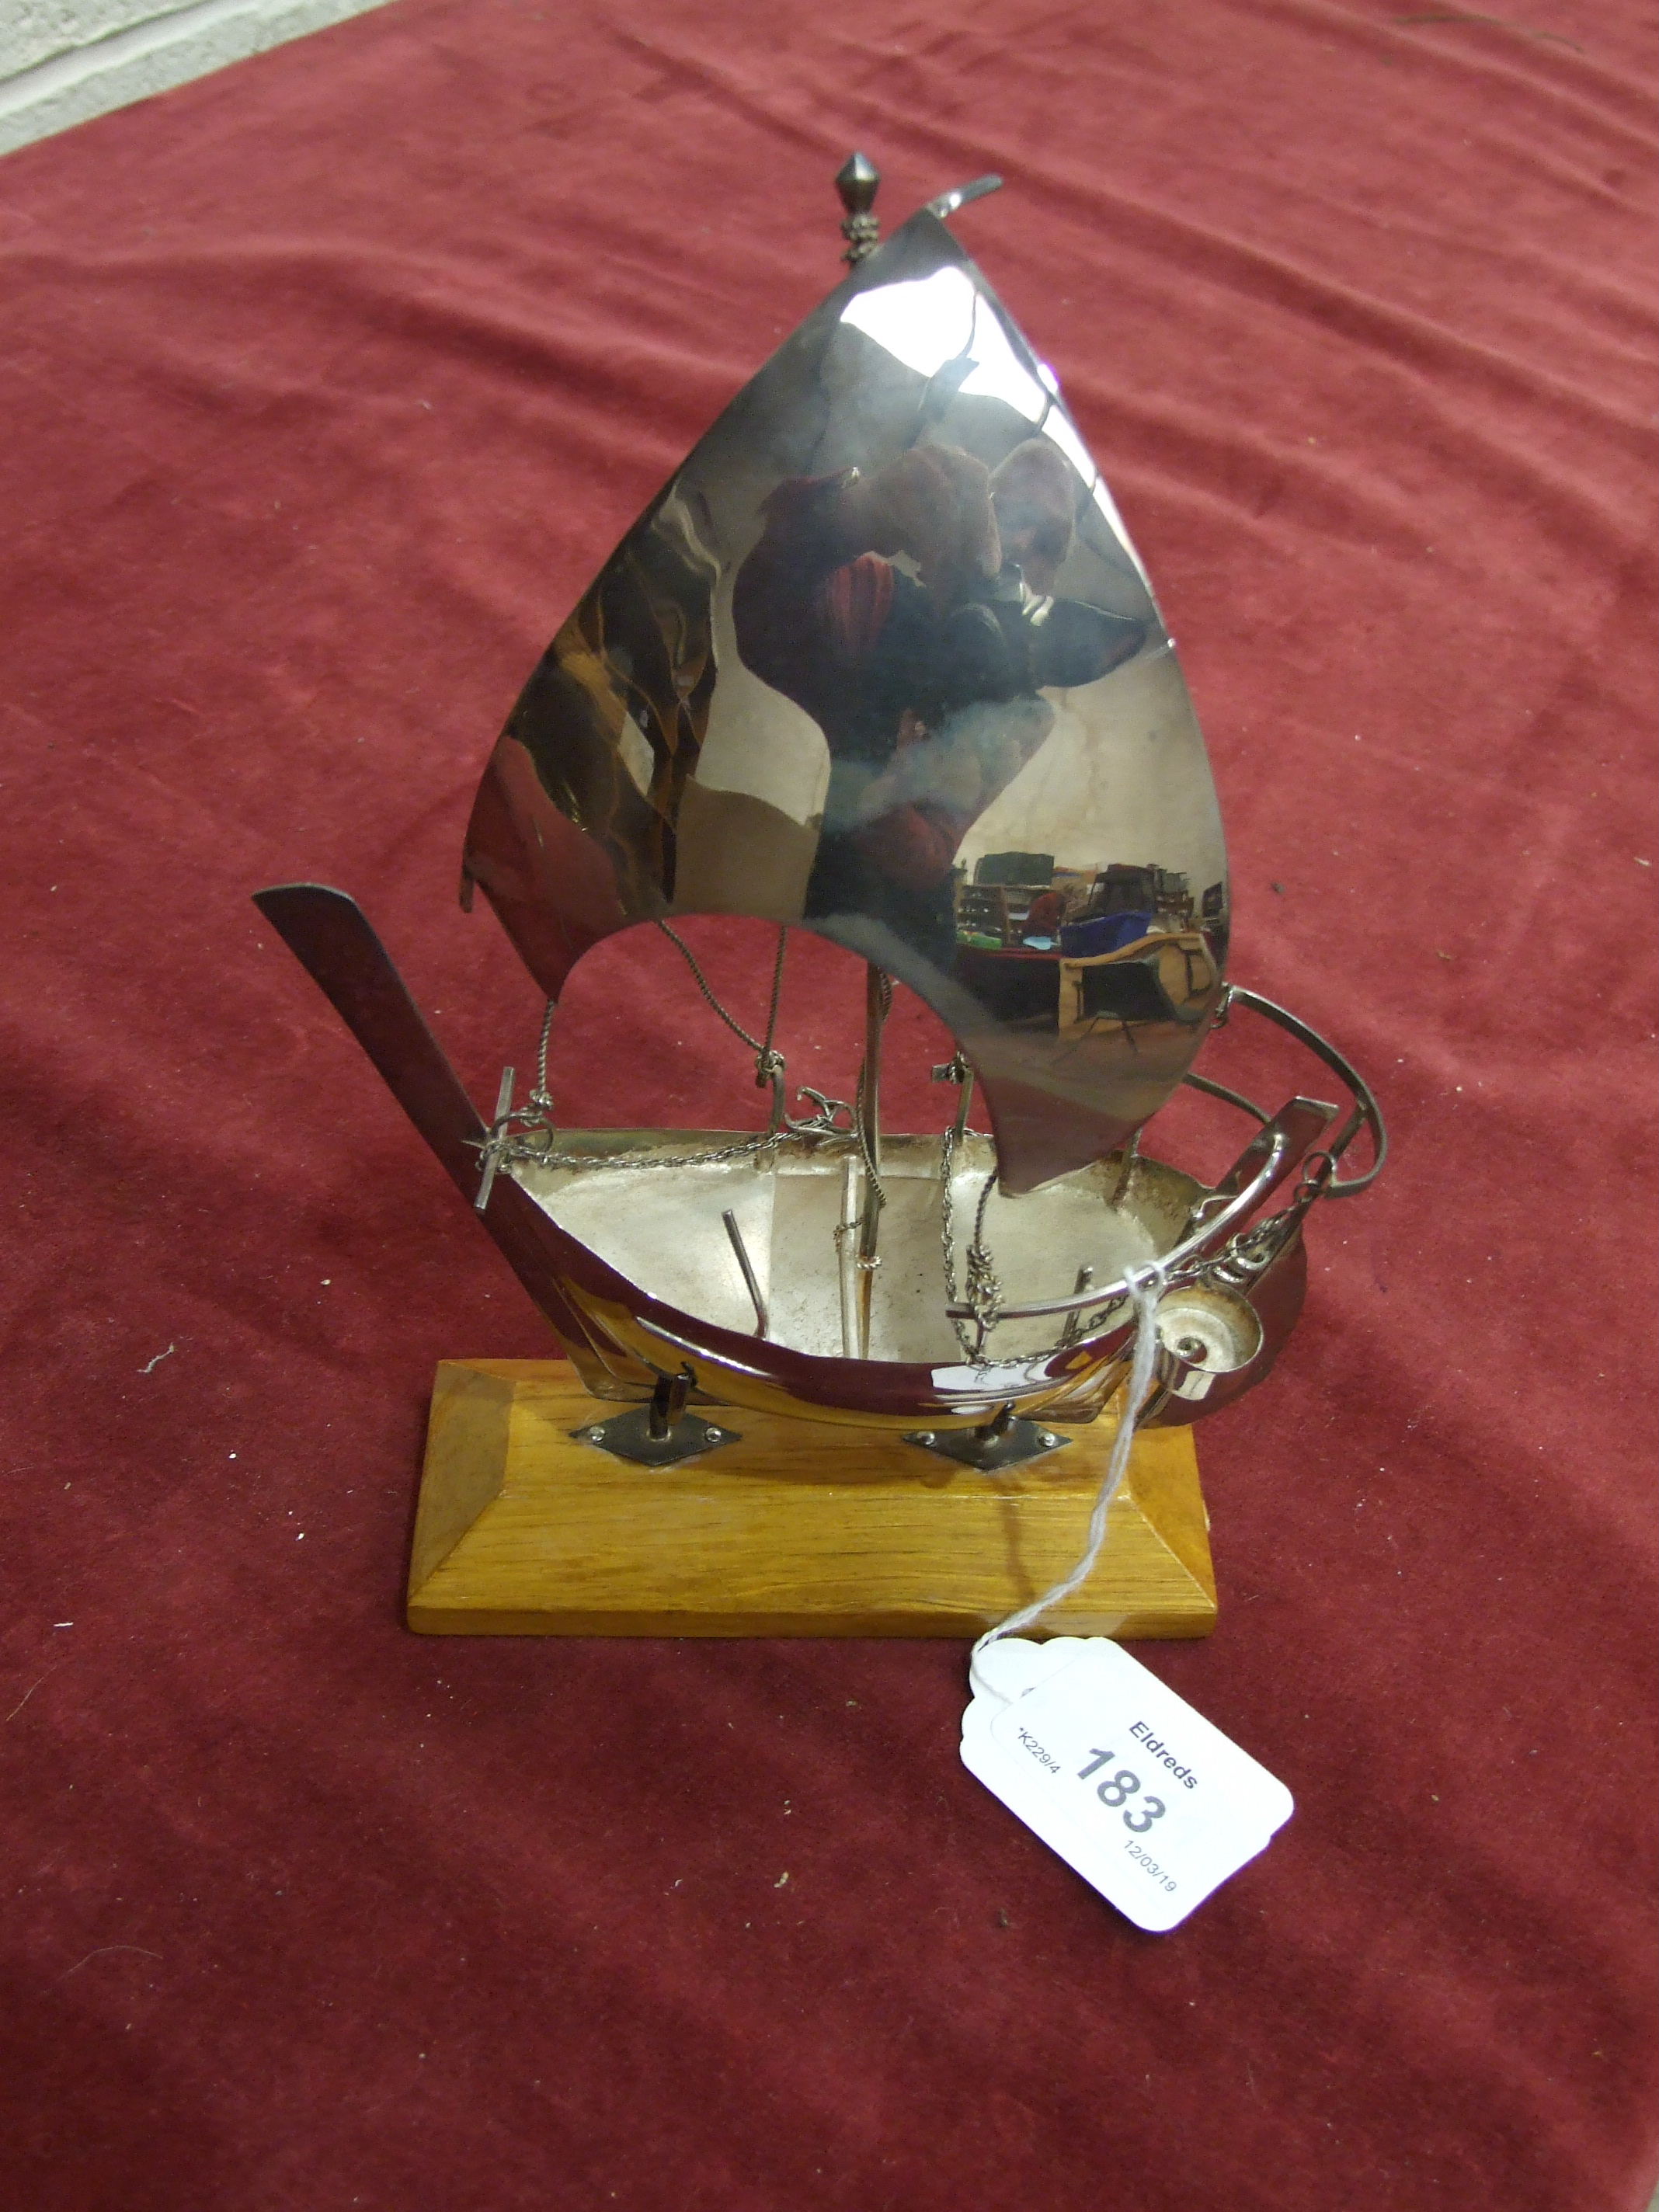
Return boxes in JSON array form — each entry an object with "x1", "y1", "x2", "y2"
[
  {"x1": 903, "y1": 1408, "x2": 1072, "y2": 1476},
  {"x1": 572, "y1": 1371, "x2": 741, "y2": 1469}
]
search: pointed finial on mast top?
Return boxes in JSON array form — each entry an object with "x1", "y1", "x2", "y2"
[{"x1": 835, "y1": 151, "x2": 881, "y2": 266}]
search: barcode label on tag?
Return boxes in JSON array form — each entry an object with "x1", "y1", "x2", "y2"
[{"x1": 961, "y1": 1637, "x2": 1292, "y2": 1932}]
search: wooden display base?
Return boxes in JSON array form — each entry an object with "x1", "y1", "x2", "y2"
[{"x1": 407, "y1": 1361, "x2": 1217, "y2": 1639}]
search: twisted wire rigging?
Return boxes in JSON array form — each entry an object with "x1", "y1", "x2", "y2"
[
  {"x1": 476, "y1": 924, "x2": 796, "y2": 1184},
  {"x1": 656, "y1": 920, "x2": 788, "y2": 1073}
]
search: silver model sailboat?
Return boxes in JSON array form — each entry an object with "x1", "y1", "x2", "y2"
[{"x1": 258, "y1": 158, "x2": 1383, "y2": 1473}]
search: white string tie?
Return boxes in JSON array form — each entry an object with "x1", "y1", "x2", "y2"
[{"x1": 969, "y1": 1259, "x2": 1169, "y2": 1703}]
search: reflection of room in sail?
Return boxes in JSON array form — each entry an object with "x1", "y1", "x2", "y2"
[
  {"x1": 836, "y1": 265, "x2": 1148, "y2": 586},
  {"x1": 726, "y1": 431, "x2": 1149, "y2": 987},
  {"x1": 955, "y1": 650, "x2": 1224, "y2": 911},
  {"x1": 458, "y1": 178, "x2": 1254, "y2": 1194},
  {"x1": 672, "y1": 262, "x2": 1182, "y2": 992},
  {"x1": 955, "y1": 850, "x2": 1220, "y2": 1051}
]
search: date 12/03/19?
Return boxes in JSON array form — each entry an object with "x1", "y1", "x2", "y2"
[{"x1": 1076, "y1": 1751, "x2": 1167, "y2": 1834}]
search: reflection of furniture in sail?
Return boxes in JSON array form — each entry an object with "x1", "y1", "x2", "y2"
[
  {"x1": 1059, "y1": 909, "x2": 1154, "y2": 958},
  {"x1": 958, "y1": 851, "x2": 1058, "y2": 947},
  {"x1": 1199, "y1": 882, "x2": 1229, "y2": 967},
  {"x1": 957, "y1": 883, "x2": 1015, "y2": 944},
  {"x1": 955, "y1": 944, "x2": 1061, "y2": 1025},
  {"x1": 974, "y1": 850, "x2": 1054, "y2": 886},
  {"x1": 958, "y1": 875, "x2": 1059, "y2": 948},
  {"x1": 1058, "y1": 930, "x2": 1217, "y2": 1048}
]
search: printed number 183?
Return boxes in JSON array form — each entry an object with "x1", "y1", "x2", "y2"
[{"x1": 1079, "y1": 1749, "x2": 1166, "y2": 1833}]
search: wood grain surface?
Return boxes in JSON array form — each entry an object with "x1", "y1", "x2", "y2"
[{"x1": 408, "y1": 1360, "x2": 1216, "y2": 1637}]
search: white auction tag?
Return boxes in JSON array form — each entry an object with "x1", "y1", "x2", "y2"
[{"x1": 961, "y1": 1636, "x2": 1293, "y2": 1932}]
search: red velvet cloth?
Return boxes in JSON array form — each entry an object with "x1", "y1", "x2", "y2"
[{"x1": 2, "y1": 3, "x2": 1654, "y2": 2205}]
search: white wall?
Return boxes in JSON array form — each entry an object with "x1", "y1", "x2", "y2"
[{"x1": 0, "y1": 0, "x2": 395, "y2": 155}]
